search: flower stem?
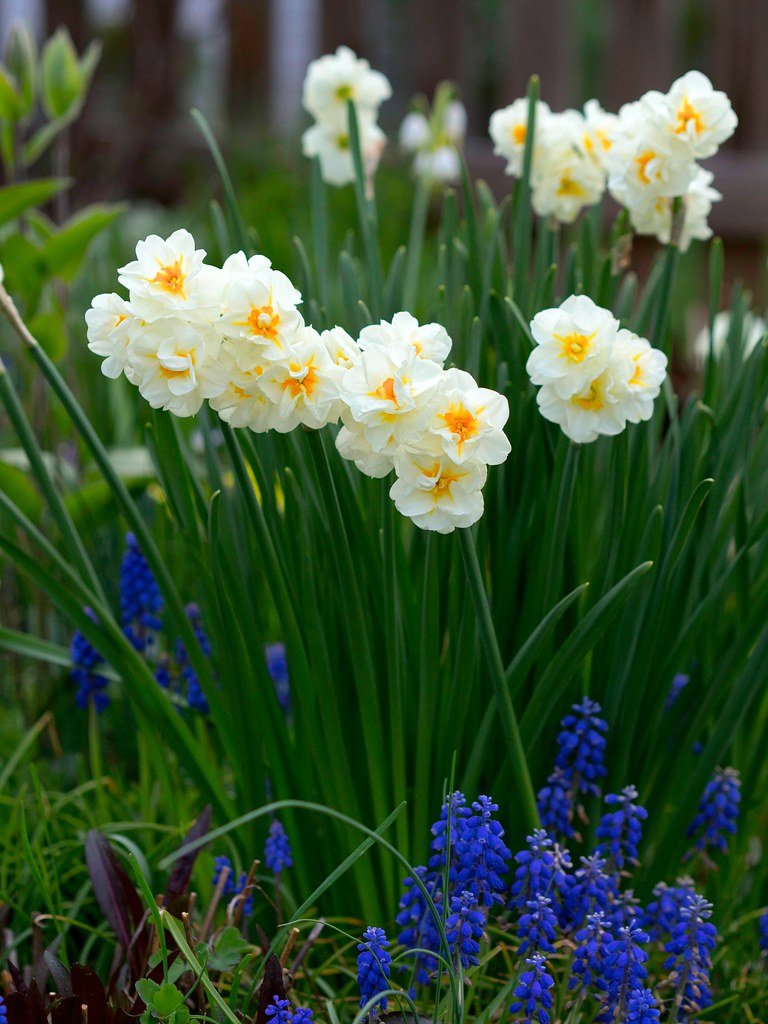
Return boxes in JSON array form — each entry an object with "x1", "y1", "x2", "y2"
[{"x1": 457, "y1": 528, "x2": 539, "y2": 831}]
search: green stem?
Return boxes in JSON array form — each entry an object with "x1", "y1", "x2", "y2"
[
  {"x1": 347, "y1": 100, "x2": 385, "y2": 316},
  {"x1": 404, "y1": 174, "x2": 431, "y2": 311},
  {"x1": 457, "y1": 528, "x2": 539, "y2": 830},
  {"x1": 652, "y1": 201, "x2": 683, "y2": 355}
]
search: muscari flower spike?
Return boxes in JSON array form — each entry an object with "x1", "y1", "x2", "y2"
[
  {"x1": 292, "y1": 1011, "x2": 314, "y2": 1024},
  {"x1": 626, "y1": 987, "x2": 661, "y2": 1023},
  {"x1": 428, "y1": 789, "x2": 470, "y2": 879},
  {"x1": 554, "y1": 696, "x2": 608, "y2": 795},
  {"x1": 686, "y1": 766, "x2": 741, "y2": 859},
  {"x1": 562, "y1": 853, "x2": 616, "y2": 930},
  {"x1": 357, "y1": 926, "x2": 391, "y2": 1018},
  {"x1": 120, "y1": 532, "x2": 164, "y2": 650},
  {"x1": 537, "y1": 766, "x2": 575, "y2": 839},
  {"x1": 596, "y1": 785, "x2": 648, "y2": 871},
  {"x1": 509, "y1": 953, "x2": 555, "y2": 1024},
  {"x1": 664, "y1": 672, "x2": 690, "y2": 711},
  {"x1": 445, "y1": 890, "x2": 485, "y2": 968},
  {"x1": 1, "y1": 993, "x2": 8, "y2": 1024},
  {"x1": 265, "y1": 819, "x2": 293, "y2": 873},
  {"x1": 454, "y1": 794, "x2": 511, "y2": 906},
  {"x1": 70, "y1": 608, "x2": 111, "y2": 712},
  {"x1": 396, "y1": 865, "x2": 442, "y2": 987},
  {"x1": 569, "y1": 910, "x2": 611, "y2": 993},
  {"x1": 759, "y1": 909, "x2": 768, "y2": 954},
  {"x1": 212, "y1": 855, "x2": 253, "y2": 916},
  {"x1": 509, "y1": 829, "x2": 557, "y2": 910},
  {"x1": 265, "y1": 997, "x2": 293, "y2": 1024},
  {"x1": 175, "y1": 603, "x2": 212, "y2": 713},
  {"x1": 265, "y1": 641, "x2": 291, "y2": 714},
  {"x1": 517, "y1": 893, "x2": 558, "y2": 956},
  {"x1": 663, "y1": 894, "x2": 717, "y2": 1020},
  {"x1": 641, "y1": 878, "x2": 695, "y2": 941},
  {"x1": 595, "y1": 920, "x2": 649, "y2": 1024}
]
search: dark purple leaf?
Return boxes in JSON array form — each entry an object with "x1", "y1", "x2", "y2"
[
  {"x1": 44, "y1": 951, "x2": 72, "y2": 998},
  {"x1": 255, "y1": 955, "x2": 285, "y2": 1024},
  {"x1": 71, "y1": 964, "x2": 111, "y2": 1024},
  {"x1": 50, "y1": 996, "x2": 82, "y2": 1024},
  {"x1": 165, "y1": 805, "x2": 212, "y2": 908},
  {"x1": 84, "y1": 830, "x2": 146, "y2": 979}
]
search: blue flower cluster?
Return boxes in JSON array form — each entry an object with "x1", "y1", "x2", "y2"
[
  {"x1": 663, "y1": 895, "x2": 717, "y2": 1019},
  {"x1": 265, "y1": 819, "x2": 293, "y2": 873},
  {"x1": 686, "y1": 766, "x2": 741, "y2": 859},
  {"x1": 509, "y1": 954, "x2": 554, "y2": 1024},
  {"x1": 265, "y1": 997, "x2": 313, "y2": 1024},
  {"x1": 265, "y1": 642, "x2": 291, "y2": 715},
  {"x1": 595, "y1": 786, "x2": 648, "y2": 871},
  {"x1": 212, "y1": 854, "x2": 253, "y2": 917},
  {"x1": 357, "y1": 926, "x2": 391, "y2": 1018},
  {"x1": 445, "y1": 891, "x2": 485, "y2": 967},
  {"x1": 70, "y1": 534, "x2": 215, "y2": 715},
  {"x1": 760, "y1": 910, "x2": 768, "y2": 954},
  {"x1": 537, "y1": 697, "x2": 608, "y2": 839},
  {"x1": 120, "y1": 532, "x2": 164, "y2": 650},
  {"x1": 389, "y1": 695, "x2": 752, "y2": 1024},
  {"x1": 396, "y1": 791, "x2": 510, "y2": 983},
  {"x1": 70, "y1": 608, "x2": 110, "y2": 712}
]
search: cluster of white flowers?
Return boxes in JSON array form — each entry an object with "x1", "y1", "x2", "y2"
[
  {"x1": 301, "y1": 45, "x2": 391, "y2": 187},
  {"x1": 489, "y1": 71, "x2": 736, "y2": 247},
  {"x1": 489, "y1": 97, "x2": 615, "y2": 223},
  {"x1": 86, "y1": 229, "x2": 347, "y2": 430},
  {"x1": 335, "y1": 311, "x2": 511, "y2": 533},
  {"x1": 86, "y1": 230, "x2": 511, "y2": 534},
  {"x1": 526, "y1": 295, "x2": 668, "y2": 443},
  {"x1": 399, "y1": 86, "x2": 467, "y2": 184},
  {"x1": 606, "y1": 71, "x2": 736, "y2": 251}
]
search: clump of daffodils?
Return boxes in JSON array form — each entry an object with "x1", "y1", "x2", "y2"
[
  {"x1": 526, "y1": 295, "x2": 668, "y2": 444},
  {"x1": 606, "y1": 71, "x2": 736, "y2": 251},
  {"x1": 301, "y1": 45, "x2": 391, "y2": 187},
  {"x1": 489, "y1": 98, "x2": 614, "y2": 224},
  {"x1": 86, "y1": 230, "x2": 511, "y2": 534},
  {"x1": 489, "y1": 71, "x2": 736, "y2": 248},
  {"x1": 335, "y1": 312, "x2": 511, "y2": 533},
  {"x1": 399, "y1": 83, "x2": 467, "y2": 185}
]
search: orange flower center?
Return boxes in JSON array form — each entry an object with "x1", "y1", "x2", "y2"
[
  {"x1": 635, "y1": 151, "x2": 656, "y2": 185},
  {"x1": 282, "y1": 363, "x2": 318, "y2": 398},
  {"x1": 557, "y1": 176, "x2": 586, "y2": 198},
  {"x1": 152, "y1": 259, "x2": 186, "y2": 296},
  {"x1": 675, "y1": 99, "x2": 703, "y2": 135},
  {"x1": 554, "y1": 330, "x2": 596, "y2": 363},
  {"x1": 374, "y1": 376, "x2": 397, "y2": 403},
  {"x1": 572, "y1": 383, "x2": 604, "y2": 411},
  {"x1": 441, "y1": 405, "x2": 479, "y2": 449},
  {"x1": 159, "y1": 349, "x2": 194, "y2": 379},
  {"x1": 512, "y1": 124, "x2": 526, "y2": 145},
  {"x1": 243, "y1": 304, "x2": 281, "y2": 341}
]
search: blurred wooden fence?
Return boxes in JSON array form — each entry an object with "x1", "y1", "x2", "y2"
[{"x1": 4, "y1": 0, "x2": 767, "y2": 241}]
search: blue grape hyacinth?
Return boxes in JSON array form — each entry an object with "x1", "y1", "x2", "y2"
[
  {"x1": 509, "y1": 953, "x2": 555, "y2": 1024},
  {"x1": 396, "y1": 865, "x2": 442, "y2": 987},
  {"x1": 686, "y1": 766, "x2": 740, "y2": 859},
  {"x1": 428, "y1": 789, "x2": 470, "y2": 878},
  {"x1": 445, "y1": 890, "x2": 485, "y2": 967},
  {"x1": 596, "y1": 785, "x2": 648, "y2": 871},
  {"x1": 759, "y1": 909, "x2": 768, "y2": 954},
  {"x1": 569, "y1": 910, "x2": 611, "y2": 993},
  {"x1": 454, "y1": 794, "x2": 511, "y2": 906},
  {"x1": 265, "y1": 997, "x2": 293, "y2": 1024},
  {"x1": 70, "y1": 608, "x2": 110, "y2": 712},
  {"x1": 265, "y1": 642, "x2": 291, "y2": 714},
  {"x1": 509, "y1": 829, "x2": 557, "y2": 909},
  {"x1": 554, "y1": 696, "x2": 608, "y2": 796},
  {"x1": 517, "y1": 894, "x2": 558, "y2": 955},
  {"x1": 265, "y1": 819, "x2": 293, "y2": 873},
  {"x1": 175, "y1": 603, "x2": 212, "y2": 713},
  {"x1": 595, "y1": 920, "x2": 650, "y2": 1023},
  {"x1": 357, "y1": 926, "x2": 391, "y2": 1018},
  {"x1": 663, "y1": 894, "x2": 717, "y2": 1020},
  {"x1": 120, "y1": 532, "x2": 164, "y2": 650}
]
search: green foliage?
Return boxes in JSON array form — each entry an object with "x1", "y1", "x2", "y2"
[{"x1": 0, "y1": 71, "x2": 767, "y2": 1024}]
